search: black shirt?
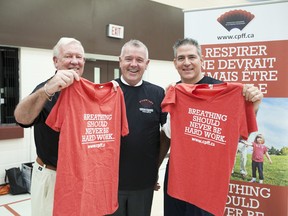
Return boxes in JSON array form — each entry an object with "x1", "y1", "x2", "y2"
[
  {"x1": 116, "y1": 78, "x2": 167, "y2": 190},
  {"x1": 17, "y1": 79, "x2": 60, "y2": 167}
]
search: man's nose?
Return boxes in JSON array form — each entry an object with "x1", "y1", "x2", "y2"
[
  {"x1": 130, "y1": 59, "x2": 138, "y2": 66},
  {"x1": 70, "y1": 56, "x2": 78, "y2": 64},
  {"x1": 183, "y1": 57, "x2": 191, "y2": 65}
]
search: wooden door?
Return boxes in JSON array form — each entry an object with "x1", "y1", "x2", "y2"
[{"x1": 83, "y1": 60, "x2": 120, "y2": 83}]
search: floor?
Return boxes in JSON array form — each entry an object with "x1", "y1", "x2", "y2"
[
  {"x1": 0, "y1": 158, "x2": 167, "y2": 216},
  {"x1": 0, "y1": 193, "x2": 31, "y2": 216}
]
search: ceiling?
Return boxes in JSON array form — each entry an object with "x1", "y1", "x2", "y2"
[{"x1": 149, "y1": 0, "x2": 281, "y2": 10}]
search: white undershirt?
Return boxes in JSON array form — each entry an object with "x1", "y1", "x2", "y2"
[
  {"x1": 162, "y1": 113, "x2": 171, "y2": 138},
  {"x1": 120, "y1": 75, "x2": 143, "y2": 87}
]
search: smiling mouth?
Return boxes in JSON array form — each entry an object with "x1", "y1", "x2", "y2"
[
  {"x1": 183, "y1": 68, "x2": 194, "y2": 72},
  {"x1": 128, "y1": 69, "x2": 138, "y2": 73},
  {"x1": 69, "y1": 67, "x2": 80, "y2": 72}
]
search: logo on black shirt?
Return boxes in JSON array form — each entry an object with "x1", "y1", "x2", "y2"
[{"x1": 139, "y1": 99, "x2": 154, "y2": 113}]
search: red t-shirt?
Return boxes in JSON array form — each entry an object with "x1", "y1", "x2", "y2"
[
  {"x1": 46, "y1": 78, "x2": 129, "y2": 216},
  {"x1": 252, "y1": 143, "x2": 268, "y2": 162},
  {"x1": 161, "y1": 83, "x2": 257, "y2": 216}
]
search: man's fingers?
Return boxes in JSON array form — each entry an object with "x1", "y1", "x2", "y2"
[{"x1": 243, "y1": 84, "x2": 263, "y2": 102}]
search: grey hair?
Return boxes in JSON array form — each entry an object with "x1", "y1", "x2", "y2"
[
  {"x1": 173, "y1": 38, "x2": 202, "y2": 58},
  {"x1": 53, "y1": 37, "x2": 84, "y2": 57},
  {"x1": 120, "y1": 39, "x2": 149, "y2": 59}
]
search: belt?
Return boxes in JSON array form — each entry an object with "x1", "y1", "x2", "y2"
[{"x1": 36, "y1": 157, "x2": 57, "y2": 171}]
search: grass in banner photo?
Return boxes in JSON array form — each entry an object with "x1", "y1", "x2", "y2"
[
  {"x1": 231, "y1": 97, "x2": 288, "y2": 187},
  {"x1": 231, "y1": 154, "x2": 288, "y2": 186}
]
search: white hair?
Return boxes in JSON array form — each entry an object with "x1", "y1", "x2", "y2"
[{"x1": 53, "y1": 37, "x2": 84, "y2": 57}]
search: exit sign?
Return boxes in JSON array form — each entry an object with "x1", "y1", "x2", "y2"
[{"x1": 107, "y1": 24, "x2": 124, "y2": 39}]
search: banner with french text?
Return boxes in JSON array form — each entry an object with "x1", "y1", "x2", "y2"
[{"x1": 185, "y1": 1, "x2": 288, "y2": 215}]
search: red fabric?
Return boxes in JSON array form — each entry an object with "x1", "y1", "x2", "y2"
[
  {"x1": 46, "y1": 78, "x2": 129, "y2": 216},
  {"x1": 161, "y1": 83, "x2": 257, "y2": 216},
  {"x1": 252, "y1": 143, "x2": 268, "y2": 162}
]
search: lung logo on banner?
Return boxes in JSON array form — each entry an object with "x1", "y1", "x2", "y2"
[{"x1": 217, "y1": 10, "x2": 255, "y2": 31}]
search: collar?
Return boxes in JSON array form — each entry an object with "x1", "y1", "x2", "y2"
[{"x1": 120, "y1": 76, "x2": 143, "y2": 87}]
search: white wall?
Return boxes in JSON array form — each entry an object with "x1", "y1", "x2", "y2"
[
  {"x1": 0, "y1": 47, "x2": 179, "y2": 184},
  {"x1": 145, "y1": 60, "x2": 180, "y2": 89}
]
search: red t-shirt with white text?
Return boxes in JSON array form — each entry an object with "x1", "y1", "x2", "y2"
[
  {"x1": 161, "y1": 83, "x2": 257, "y2": 216},
  {"x1": 46, "y1": 78, "x2": 129, "y2": 216}
]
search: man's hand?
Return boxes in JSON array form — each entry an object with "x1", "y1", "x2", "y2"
[
  {"x1": 111, "y1": 80, "x2": 119, "y2": 91},
  {"x1": 154, "y1": 182, "x2": 160, "y2": 191},
  {"x1": 243, "y1": 84, "x2": 263, "y2": 102},
  {"x1": 154, "y1": 174, "x2": 161, "y2": 191},
  {"x1": 44, "y1": 70, "x2": 80, "y2": 96},
  {"x1": 243, "y1": 84, "x2": 263, "y2": 113}
]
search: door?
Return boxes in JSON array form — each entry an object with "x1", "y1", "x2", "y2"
[{"x1": 82, "y1": 60, "x2": 120, "y2": 83}]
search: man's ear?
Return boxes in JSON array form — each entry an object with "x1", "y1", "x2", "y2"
[
  {"x1": 145, "y1": 59, "x2": 150, "y2": 70},
  {"x1": 53, "y1": 56, "x2": 58, "y2": 68},
  {"x1": 173, "y1": 58, "x2": 177, "y2": 68},
  {"x1": 200, "y1": 55, "x2": 204, "y2": 63}
]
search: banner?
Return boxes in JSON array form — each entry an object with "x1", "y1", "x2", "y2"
[{"x1": 185, "y1": 1, "x2": 288, "y2": 215}]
